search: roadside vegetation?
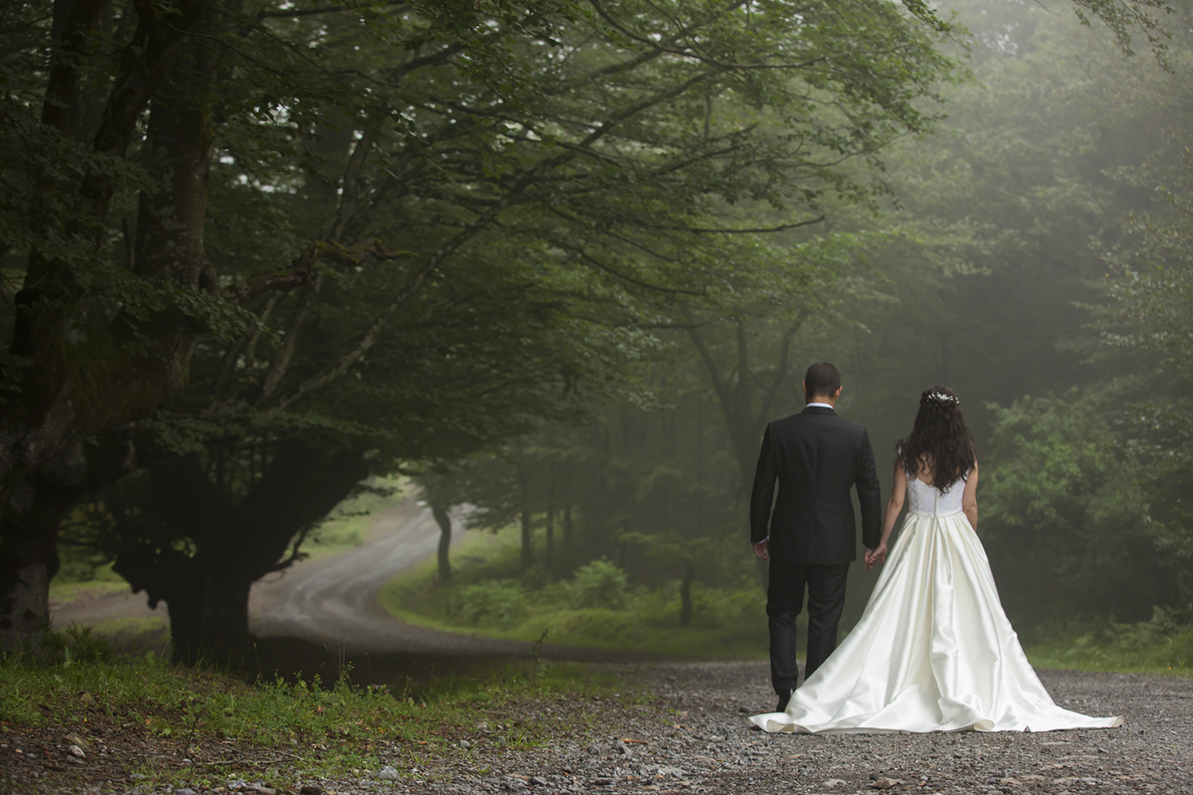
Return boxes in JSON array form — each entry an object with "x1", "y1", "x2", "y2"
[
  {"x1": 380, "y1": 522, "x2": 1193, "y2": 674},
  {"x1": 1024, "y1": 610, "x2": 1193, "y2": 676},
  {"x1": 0, "y1": 627, "x2": 627, "y2": 792},
  {"x1": 379, "y1": 526, "x2": 770, "y2": 659}
]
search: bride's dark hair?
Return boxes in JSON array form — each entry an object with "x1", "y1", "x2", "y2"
[{"x1": 897, "y1": 385, "x2": 976, "y2": 488}]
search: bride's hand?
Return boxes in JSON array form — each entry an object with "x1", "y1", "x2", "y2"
[{"x1": 865, "y1": 543, "x2": 887, "y2": 570}]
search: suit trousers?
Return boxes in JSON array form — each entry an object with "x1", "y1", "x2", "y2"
[{"x1": 766, "y1": 558, "x2": 851, "y2": 696}]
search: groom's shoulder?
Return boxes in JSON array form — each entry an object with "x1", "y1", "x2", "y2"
[
  {"x1": 797, "y1": 410, "x2": 870, "y2": 436},
  {"x1": 833, "y1": 413, "x2": 871, "y2": 438},
  {"x1": 771, "y1": 409, "x2": 863, "y2": 431}
]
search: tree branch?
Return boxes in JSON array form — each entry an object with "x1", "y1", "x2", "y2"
[
  {"x1": 256, "y1": 1, "x2": 408, "y2": 20},
  {"x1": 213, "y1": 294, "x2": 280, "y2": 399},
  {"x1": 225, "y1": 238, "x2": 416, "y2": 306},
  {"x1": 758, "y1": 317, "x2": 804, "y2": 423},
  {"x1": 665, "y1": 216, "x2": 826, "y2": 235},
  {"x1": 258, "y1": 274, "x2": 322, "y2": 405},
  {"x1": 683, "y1": 310, "x2": 733, "y2": 423},
  {"x1": 588, "y1": 0, "x2": 828, "y2": 72},
  {"x1": 267, "y1": 265, "x2": 431, "y2": 413},
  {"x1": 550, "y1": 239, "x2": 704, "y2": 296}
]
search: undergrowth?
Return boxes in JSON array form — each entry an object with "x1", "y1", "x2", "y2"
[
  {"x1": 1025, "y1": 607, "x2": 1193, "y2": 675},
  {"x1": 378, "y1": 526, "x2": 771, "y2": 658}
]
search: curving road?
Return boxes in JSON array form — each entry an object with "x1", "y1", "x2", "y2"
[
  {"x1": 248, "y1": 500, "x2": 535, "y2": 657},
  {"x1": 55, "y1": 498, "x2": 647, "y2": 663}
]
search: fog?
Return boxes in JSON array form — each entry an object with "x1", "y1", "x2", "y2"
[{"x1": 5, "y1": 0, "x2": 1188, "y2": 664}]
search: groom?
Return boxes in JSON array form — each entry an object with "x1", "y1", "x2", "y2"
[{"x1": 750, "y1": 361, "x2": 881, "y2": 711}]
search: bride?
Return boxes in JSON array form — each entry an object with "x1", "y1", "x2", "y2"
[{"x1": 751, "y1": 386, "x2": 1122, "y2": 734}]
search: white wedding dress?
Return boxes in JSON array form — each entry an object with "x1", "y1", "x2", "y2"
[{"x1": 750, "y1": 473, "x2": 1123, "y2": 734}]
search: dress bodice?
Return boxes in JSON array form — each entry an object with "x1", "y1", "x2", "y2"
[{"x1": 906, "y1": 473, "x2": 966, "y2": 516}]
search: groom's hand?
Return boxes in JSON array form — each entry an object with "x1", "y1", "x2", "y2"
[
  {"x1": 865, "y1": 543, "x2": 887, "y2": 570},
  {"x1": 752, "y1": 540, "x2": 769, "y2": 560}
]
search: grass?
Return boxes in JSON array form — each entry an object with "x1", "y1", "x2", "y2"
[
  {"x1": 1024, "y1": 608, "x2": 1193, "y2": 676},
  {"x1": 382, "y1": 526, "x2": 1193, "y2": 674},
  {"x1": 378, "y1": 525, "x2": 771, "y2": 659},
  {"x1": 0, "y1": 626, "x2": 630, "y2": 791},
  {"x1": 49, "y1": 577, "x2": 130, "y2": 604}
]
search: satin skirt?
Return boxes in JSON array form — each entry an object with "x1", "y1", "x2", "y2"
[{"x1": 750, "y1": 510, "x2": 1123, "y2": 734}]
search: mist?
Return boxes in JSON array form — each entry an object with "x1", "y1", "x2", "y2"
[{"x1": 1, "y1": 0, "x2": 1185, "y2": 672}]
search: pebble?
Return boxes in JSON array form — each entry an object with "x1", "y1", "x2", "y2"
[
  {"x1": 378, "y1": 766, "x2": 399, "y2": 781},
  {"x1": 63, "y1": 732, "x2": 90, "y2": 750}
]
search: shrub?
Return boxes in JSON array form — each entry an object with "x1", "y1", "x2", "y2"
[
  {"x1": 43, "y1": 624, "x2": 114, "y2": 665},
  {"x1": 449, "y1": 579, "x2": 527, "y2": 628},
  {"x1": 568, "y1": 560, "x2": 628, "y2": 610}
]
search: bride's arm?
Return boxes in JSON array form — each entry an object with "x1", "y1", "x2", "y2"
[
  {"x1": 962, "y1": 461, "x2": 979, "y2": 530},
  {"x1": 880, "y1": 463, "x2": 907, "y2": 546},
  {"x1": 867, "y1": 463, "x2": 907, "y2": 569}
]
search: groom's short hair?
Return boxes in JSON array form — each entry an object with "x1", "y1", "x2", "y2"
[{"x1": 805, "y1": 361, "x2": 842, "y2": 398}]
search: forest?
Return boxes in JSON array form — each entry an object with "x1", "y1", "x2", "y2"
[{"x1": 0, "y1": 0, "x2": 1190, "y2": 670}]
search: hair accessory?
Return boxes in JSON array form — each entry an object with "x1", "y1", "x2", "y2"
[{"x1": 926, "y1": 391, "x2": 959, "y2": 405}]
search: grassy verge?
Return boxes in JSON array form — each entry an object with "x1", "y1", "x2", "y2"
[
  {"x1": 378, "y1": 525, "x2": 770, "y2": 659},
  {"x1": 0, "y1": 628, "x2": 629, "y2": 792},
  {"x1": 1025, "y1": 610, "x2": 1193, "y2": 675},
  {"x1": 49, "y1": 563, "x2": 129, "y2": 605}
]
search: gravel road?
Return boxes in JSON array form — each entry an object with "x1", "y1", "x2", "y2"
[
  {"x1": 7, "y1": 659, "x2": 1188, "y2": 795},
  {"x1": 246, "y1": 500, "x2": 522, "y2": 656},
  {"x1": 299, "y1": 661, "x2": 1191, "y2": 795}
]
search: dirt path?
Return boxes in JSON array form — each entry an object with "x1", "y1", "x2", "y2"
[
  {"x1": 245, "y1": 499, "x2": 517, "y2": 656},
  {"x1": 51, "y1": 499, "x2": 645, "y2": 664}
]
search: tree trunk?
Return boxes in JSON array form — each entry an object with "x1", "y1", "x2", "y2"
[
  {"x1": 432, "y1": 499, "x2": 452, "y2": 583},
  {"x1": 680, "y1": 560, "x2": 695, "y2": 628},
  {"x1": 0, "y1": 490, "x2": 60, "y2": 653},
  {"x1": 545, "y1": 503, "x2": 555, "y2": 575},
  {"x1": 198, "y1": 564, "x2": 254, "y2": 666},
  {"x1": 563, "y1": 505, "x2": 573, "y2": 563},
  {"x1": 0, "y1": 0, "x2": 214, "y2": 652},
  {"x1": 519, "y1": 469, "x2": 533, "y2": 572},
  {"x1": 0, "y1": 444, "x2": 91, "y2": 652},
  {"x1": 159, "y1": 559, "x2": 252, "y2": 667},
  {"x1": 163, "y1": 586, "x2": 204, "y2": 665},
  {"x1": 111, "y1": 442, "x2": 368, "y2": 666}
]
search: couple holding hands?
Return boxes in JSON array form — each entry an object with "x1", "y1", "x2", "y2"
[{"x1": 747, "y1": 362, "x2": 1120, "y2": 734}]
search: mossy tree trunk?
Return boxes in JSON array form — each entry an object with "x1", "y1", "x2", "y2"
[
  {"x1": 431, "y1": 498, "x2": 452, "y2": 584},
  {"x1": 108, "y1": 441, "x2": 367, "y2": 665},
  {"x1": 519, "y1": 469, "x2": 533, "y2": 572},
  {"x1": 0, "y1": 0, "x2": 303, "y2": 653}
]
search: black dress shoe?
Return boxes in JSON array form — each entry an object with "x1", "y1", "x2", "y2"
[{"x1": 776, "y1": 689, "x2": 794, "y2": 712}]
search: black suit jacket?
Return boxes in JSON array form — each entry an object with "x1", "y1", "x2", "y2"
[{"x1": 750, "y1": 406, "x2": 882, "y2": 564}]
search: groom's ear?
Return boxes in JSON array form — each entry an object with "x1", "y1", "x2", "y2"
[
  {"x1": 833, "y1": 386, "x2": 843, "y2": 400},
  {"x1": 801, "y1": 381, "x2": 808, "y2": 398}
]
